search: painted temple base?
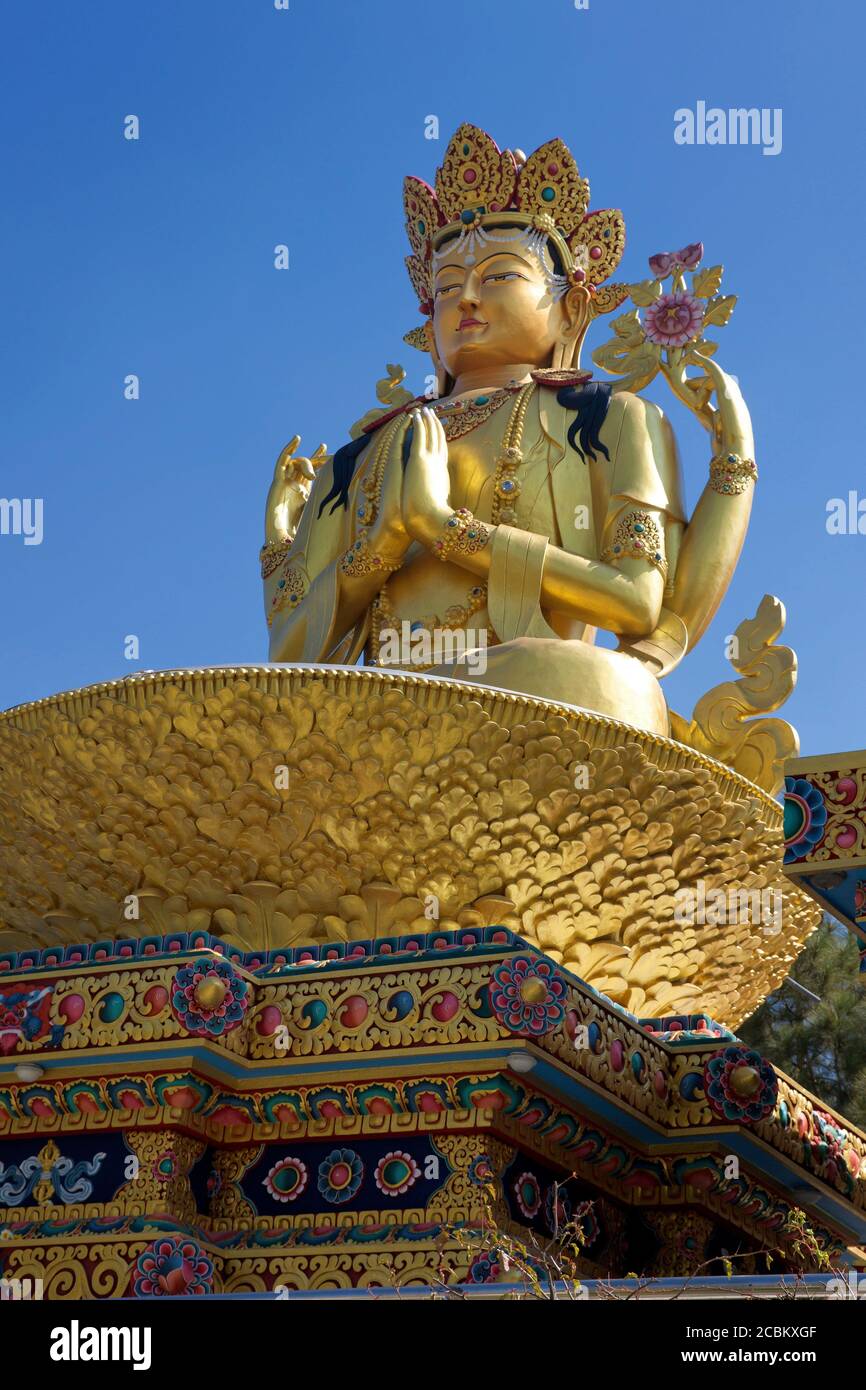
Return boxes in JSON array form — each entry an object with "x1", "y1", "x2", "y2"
[
  {"x1": 0, "y1": 667, "x2": 859, "y2": 1297},
  {"x1": 0, "y1": 928, "x2": 863, "y2": 1296}
]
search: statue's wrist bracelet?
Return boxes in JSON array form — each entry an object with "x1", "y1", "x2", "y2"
[
  {"x1": 431, "y1": 508, "x2": 492, "y2": 561},
  {"x1": 260, "y1": 538, "x2": 292, "y2": 580},
  {"x1": 709, "y1": 453, "x2": 758, "y2": 495},
  {"x1": 340, "y1": 530, "x2": 402, "y2": 579}
]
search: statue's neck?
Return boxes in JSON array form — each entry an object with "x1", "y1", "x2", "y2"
[{"x1": 445, "y1": 363, "x2": 536, "y2": 400}]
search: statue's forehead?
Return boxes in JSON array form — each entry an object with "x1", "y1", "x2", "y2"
[
  {"x1": 433, "y1": 226, "x2": 549, "y2": 276},
  {"x1": 433, "y1": 245, "x2": 539, "y2": 276}
]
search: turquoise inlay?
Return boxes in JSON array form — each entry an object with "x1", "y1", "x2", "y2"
[{"x1": 99, "y1": 992, "x2": 125, "y2": 1023}]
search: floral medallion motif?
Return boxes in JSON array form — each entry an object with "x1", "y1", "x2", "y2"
[
  {"x1": 490, "y1": 955, "x2": 566, "y2": 1037},
  {"x1": 132, "y1": 1236, "x2": 214, "y2": 1297},
  {"x1": 467, "y1": 1250, "x2": 502, "y2": 1284},
  {"x1": 169, "y1": 958, "x2": 248, "y2": 1038},
  {"x1": 374, "y1": 1150, "x2": 421, "y2": 1197},
  {"x1": 783, "y1": 777, "x2": 829, "y2": 863},
  {"x1": 264, "y1": 1156, "x2": 308, "y2": 1203},
  {"x1": 0, "y1": 984, "x2": 59, "y2": 1056},
  {"x1": 317, "y1": 1148, "x2": 364, "y2": 1205},
  {"x1": 513, "y1": 1170, "x2": 542, "y2": 1220},
  {"x1": 704, "y1": 1045, "x2": 778, "y2": 1124},
  {"x1": 152, "y1": 1148, "x2": 179, "y2": 1183},
  {"x1": 468, "y1": 1153, "x2": 494, "y2": 1187}
]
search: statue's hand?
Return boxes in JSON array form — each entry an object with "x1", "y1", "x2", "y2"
[
  {"x1": 666, "y1": 351, "x2": 754, "y2": 459},
  {"x1": 402, "y1": 406, "x2": 452, "y2": 546},
  {"x1": 264, "y1": 436, "x2": 328, "y2": 544},
  {"x1": 693, "y1": 351, "x2": 754, "y2": 458}
]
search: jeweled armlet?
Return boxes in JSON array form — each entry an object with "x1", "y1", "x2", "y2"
[
  {"x1": 601, "y1": 510, "x2": 667, "y2": 577},
  {"x1": 267, "y1": 561, "x2": 310, "y2": 625}
]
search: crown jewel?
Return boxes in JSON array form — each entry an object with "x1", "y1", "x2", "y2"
[{"x1": 403, "y1": 123, "x2": 626, "y2": 316}]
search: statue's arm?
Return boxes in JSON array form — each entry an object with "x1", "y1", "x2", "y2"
[
  {"x1": 534, "y1": 534, "x2": 665, "y2": 637},
  {"x1": 665, "y1": 356, "x2": 755, "y2": 651},
  {"x1": 402, "y1": 402, "x2": 669, "y2": 640},
  {"x1": 265, "y1": 429, "x2": 412, "y2": 662}
]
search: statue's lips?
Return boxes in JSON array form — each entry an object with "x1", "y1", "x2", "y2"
[{"x1": 458, "y1": 317, "x2": 486, "y2": 331}]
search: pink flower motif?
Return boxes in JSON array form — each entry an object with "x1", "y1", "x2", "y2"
[
  {"x1": 648, "y1": 243, "x2": 704, "y2": 278},
  {"x1": 643, "y1": 291, "x2": 704, "y2": 348},
  {"x1": 678, "y1": 241, "x2": 704, "y2": 269},
  {"x1": 648, "y1": 251, "x2": 676, "y2": 278}
]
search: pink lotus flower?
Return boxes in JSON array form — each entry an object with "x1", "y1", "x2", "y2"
[
  {"x1": 648, "y1": 251, "x2": 676, "y2": 278},
  {"x1": 648, "y1": 242, "x2": 704, "y2": 278},
  {"x1": 643, "y1": 290, "x2": 704, "y2": 348},
  {"x1": 678, "y1": 241, "x2": 704, "y2": 269}
]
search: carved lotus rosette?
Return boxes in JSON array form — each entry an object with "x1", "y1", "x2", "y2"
[{"x1": 0, "y1": 666, "x2": 820, "y2": 1027}]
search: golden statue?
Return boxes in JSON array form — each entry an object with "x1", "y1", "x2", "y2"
[{"x1": 262, "y1": 124, "x2": 766, "y2": 742}]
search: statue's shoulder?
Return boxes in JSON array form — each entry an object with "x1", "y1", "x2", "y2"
[
  {"x1": 598, "y1": 391, "x2": 677, "y2": 472},
  {"x1": 602, "y1": 389, "x2": 667, "y2": 430},
  {"x1": 532, "y1": 370, "x2": 662, "y2": 434},
  {"x1": 348, "y1": 363, "x2": 425, "y2": 440},
  {"x1": 353, "y1": 398, "x2": 420, "y2": 439},
  {"x1": 597, "y1": 390, "x2": 684, "y2": 517}
]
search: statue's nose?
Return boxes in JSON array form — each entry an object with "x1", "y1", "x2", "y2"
[{"x1": 458, "y1": 276, "x2": 481, "y2": 311}]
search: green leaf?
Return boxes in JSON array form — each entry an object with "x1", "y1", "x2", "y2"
[
  {"x1": 629, "y1": 279, "x2": 662, "y2": 307},
  {"x1": 611, "y1": 309, "x2": 643, "y2": 340},
  {"x1": 693, "y1": 264, "x2": 724, "y2": 298},
  {"x1": 703, "y1": 295, "x2": 737, "y2": 327}
]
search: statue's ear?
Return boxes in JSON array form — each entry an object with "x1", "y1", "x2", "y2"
[
  {"x1": 553, "y1": 285, "x2": 593, "y2": 371},
  {"x1": 422, "y1": 318, "x2": 437, "y2": 355},
  {"x1": 563, "y1": 284, "x2": 593, "y2": 334}
]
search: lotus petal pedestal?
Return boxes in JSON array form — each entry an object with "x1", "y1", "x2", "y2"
[{"x1": 0, "y1": 665, "x2": 819, "y2": 1028}]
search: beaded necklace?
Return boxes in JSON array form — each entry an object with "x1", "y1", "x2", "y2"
[
  {"x1": 431, "y1": 384, "x2": 521, "y2": 441},
  {"x1": 489, "y1": 381, "x2": 534, "y2": 526},
  {"x1": 354, "y1": 412, "x2": 407, "y2": 528}
]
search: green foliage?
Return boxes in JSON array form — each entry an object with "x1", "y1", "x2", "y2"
[{"x1": 739, "y1": 919, "x2": 866, "y2": 1126}]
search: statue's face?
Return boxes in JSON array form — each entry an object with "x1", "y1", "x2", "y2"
[{"x1": 431, "y1": 234, "x2": 568, "y2": 377}]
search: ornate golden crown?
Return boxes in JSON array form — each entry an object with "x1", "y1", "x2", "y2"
[{"x1": 404, "y1": 123, "x2": 627, "y2": 321}]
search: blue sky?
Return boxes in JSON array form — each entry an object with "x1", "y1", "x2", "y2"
[{"x1": 0, "y1": 0, "x2": 862, "y2": 758}]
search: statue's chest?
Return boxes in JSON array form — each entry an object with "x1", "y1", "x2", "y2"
[{"x1": 444, "y1": 409, "x2": 563, "y2": 541}]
